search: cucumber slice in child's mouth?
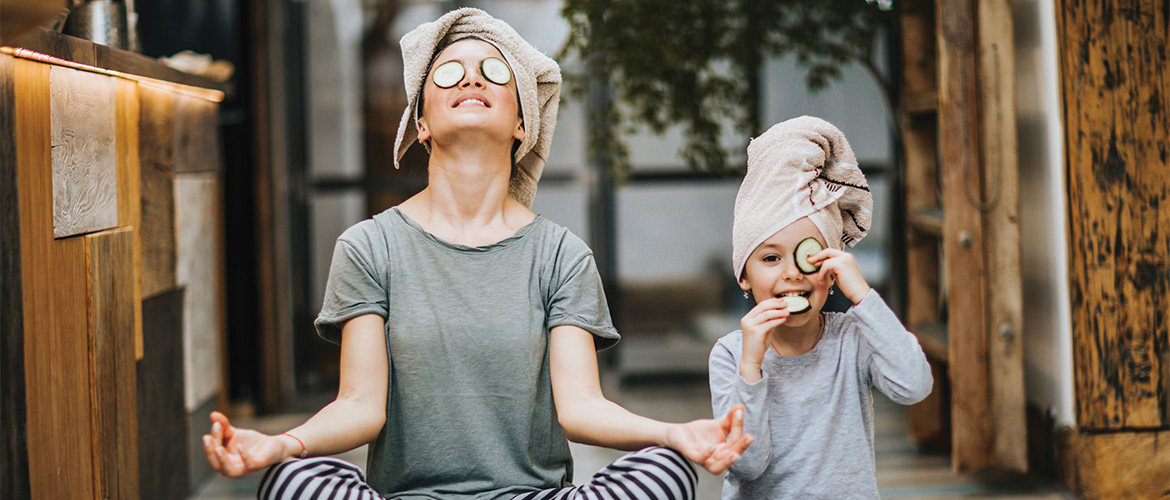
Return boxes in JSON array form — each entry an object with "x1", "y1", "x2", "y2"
[
  {"x1": 794, "y1": 237, "x2": 823, "y2": 274},
  {"x1": 784, "y1": 295, "x2": 812, "y2": 314}
]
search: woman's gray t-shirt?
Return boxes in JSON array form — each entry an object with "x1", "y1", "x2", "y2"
[{"x1": 315, "y1": 207, "x2": 619, "y2": 500}]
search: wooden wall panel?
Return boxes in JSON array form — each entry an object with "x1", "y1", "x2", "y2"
[
  {"x1": 17, "y1": 57, "x2": 94, "y2": 500},
  {"x1": 116, "y1": 78, "x2": 145, "y2": 360},
  {"x1": 0, "y1": 51, "x2": 32, "y2": 500},
  {"x1": 175, "y1": 173, "x2": 225, "y2": 411},
  {"x1": 49, "y1": 66, "x2": 118, "y2": 238},
  {"x1": 976, "y1": 0, "x2": 1026, "y2": 472},
  {"x1": 1057, "y1": 0, "x2": 1169, "y2": 430},
  {"x1": 85, "y1": 228, "x2": 140, "y2": 500},
  {"x1": 138, "y1": 85, "x2": 176, "y2": 298},
  {"x1": 137, "y1": 288, "x2": 191, "y2": 500},
  {"x1": 174, "y1": 93, "x2": 222, "y2": 173},
  {"x1": 937, "y1": 0, "x2": 991, "y2": 472}
]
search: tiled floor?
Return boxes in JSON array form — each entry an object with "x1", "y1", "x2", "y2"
[{"x1": 191, "y1": 346, "x2": 1068, "y2": 500}]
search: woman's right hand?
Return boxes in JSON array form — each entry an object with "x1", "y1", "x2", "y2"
[
  {"x1": 202, "y1": 411, "x2": 295, "y2": 477},
  {"x1": 739, "y1": 297, "x2": 789, "y2": 382}
]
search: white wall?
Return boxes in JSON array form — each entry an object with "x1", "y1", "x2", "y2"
[{"x1": 1013, "y1": 0, "x2": 1076, "y2": 427}]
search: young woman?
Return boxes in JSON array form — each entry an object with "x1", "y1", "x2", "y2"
[{"x1": 202, "y1": 9, "x2": 750, "y2": 500}]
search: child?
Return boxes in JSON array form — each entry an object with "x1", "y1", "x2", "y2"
[{"x1": 708, "y1": 116, "x2": 933, "y2": 499}]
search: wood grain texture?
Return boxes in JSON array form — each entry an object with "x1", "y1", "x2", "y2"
[
  {"x1": 137, "y1": 287, "x2": 191, "y2": 500},
  {"x1": 175, "y1": 172, "x2": 225, "y2": 411},
  {"x1": 0, "y1": 51, "x2": 32, "y2": 500},
  {"x1": 977, "y1": 0, "x2": 1027, "y2": 472},
  {"x1": 116, "y1": 78, "x2": 146, "y2": 360},
  {"x1": 937, "y1": 0, "x2": 991, "y2": 472},
  {"x1": 50, "y1": 66, "x2": 118, "y2": 238},
  {"x1": 173, "y1": 93, "x2": 222, "y2": 173},
  {"x1": 138, "y1": 84, "x2": 176, "y2": 298},
  {"x1": 85, "y1": 228, "x2": 139, "y2": 500},
  {"x1": 1057, "y1": 0, "x2": 1169, "y2": 430},
  {"x1": 1057, "y1": 428, "x2": 1170, "y2": 499},
  {"x1": 16, "y1": 57, "x2": 96, "y2": 500},
  {"x1": 6, "y1": 27, "x2": 97, "y2": 67}
]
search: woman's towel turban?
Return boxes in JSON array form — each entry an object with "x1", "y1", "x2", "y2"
[
  {"x1": 732, "y1": 116, "x2": 873, "y2": 279},
  {"x1": 393, "y1": 7, "x2": 562, "y2": 208}
]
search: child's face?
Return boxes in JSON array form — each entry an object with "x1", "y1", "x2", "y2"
[{"x1": 739, "y1": 217, "x2": 832, "y2": 329}]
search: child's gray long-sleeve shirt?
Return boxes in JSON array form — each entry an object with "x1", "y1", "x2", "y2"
[{"x1": 708, "y1": 290, "x2": 933, "y2": 499}]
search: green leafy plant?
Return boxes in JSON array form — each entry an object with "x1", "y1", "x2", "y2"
[{"x1": 559, "y1": 0, "x2": 895, "y2": 175}]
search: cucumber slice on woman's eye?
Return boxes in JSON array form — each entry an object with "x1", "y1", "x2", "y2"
[
  {"x1": 784, "y1": 296, "x2": 812, "y2": 314},
  {"x1": 432, "y1": 60, "x2": 465, "y2": 88},
  {"x1": 480, "y1": 57, "x2": 512, "y2": 85},
  {"x1": 794, "y1": 237, "x2": 824, "y2": 274}
]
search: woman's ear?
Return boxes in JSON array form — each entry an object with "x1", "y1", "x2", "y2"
[
  {"x1": 512, "y1": 118, "x2": 526, "y2": 143},
  {"x1": 417, "y1": 117, "x2": 431, "y2": 143}
]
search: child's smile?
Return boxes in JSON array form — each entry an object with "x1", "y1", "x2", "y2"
[{"x1": 739, "y1": 217, "x2": 833, "y2": 330}]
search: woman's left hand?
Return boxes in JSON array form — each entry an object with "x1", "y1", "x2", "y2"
[
  {"x1": 665, "y1": 405, "x2": 753, "y2": 474},
  {"x1": 807, "y1": 248, "x2": 871, "y2": 304}
]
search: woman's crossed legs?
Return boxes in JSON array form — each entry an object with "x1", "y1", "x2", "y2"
[{"x1": 257, "y1": 447, "x2": 696, "y2": 500}]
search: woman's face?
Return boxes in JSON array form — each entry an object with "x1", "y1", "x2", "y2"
[{"x1": 417, "y1": 39, "x2": 525, "y2": 148}]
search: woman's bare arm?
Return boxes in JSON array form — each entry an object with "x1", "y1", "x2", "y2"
[
  {"x1": 203, "y1": 313, "x2": 389, "y2": 476},
  {"x1": 549, "y1": 325, "x2": 751, "y2": 474}
]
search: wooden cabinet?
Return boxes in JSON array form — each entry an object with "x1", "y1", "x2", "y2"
[{"x1": 0, "y1": 29, "x2": 227, "y2": 500}]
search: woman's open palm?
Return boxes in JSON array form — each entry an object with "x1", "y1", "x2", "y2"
[
  {"x1": 203, "y1": 411, "x2": 290, "y2": 477},
  {"x1": 666, "y1": 405, "x2": 752, "y2": 475}
]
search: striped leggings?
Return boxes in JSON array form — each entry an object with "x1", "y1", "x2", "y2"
[{"x1": 257, "y1": 446, "x2": 696, "y2": 500}]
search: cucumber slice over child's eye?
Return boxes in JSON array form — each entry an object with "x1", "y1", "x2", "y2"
[
  {"x1": 480, "y1": 57, "x2": 512, "y2": 85},
  {"x1": 784, "y1": 296, "x2": 812, "y2": 314},
  {"x1": 432, "y1": 60, "x2": 465, "y2": 88},
  {"x1": 794, "y1": 237, "x2": 824, "y2": 274}
]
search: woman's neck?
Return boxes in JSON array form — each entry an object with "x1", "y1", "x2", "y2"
[
  {"x1": 399, "y1": 141, "x2": 534, "y2": 247},
  {"x1": 768, "y1": 313, "x2": 824, "y2": 356}
]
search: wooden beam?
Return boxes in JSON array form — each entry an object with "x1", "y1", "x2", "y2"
[
  {"x1": 976, "y1": 0, "x2": 1027, "y2": 472},
  {"x1": 1057, "y1": 428, "x2": 1170, "y2": 499},
  {"x1": 84, "y1": 228, "x2": 139, "y2": 500},
  {"x1": 136, "y1": 288, "x2": 191, "y2": 500},
  {"x1": 49, "y1": 66, "x2": 119, "y2": 238},
  {"x1": 1057, "y1": 0, "x2": 1169, "y2": 430},
  {"x1": 16, "y1": 58, "x2": 95, "y2": 499},
  {"x1": 115, "y1": 78, "x2": 145, "y2": 360},
  {"x1": 138, "y1": 85, "x2": 176, "y2": 299},
  {"x1": 937, "y1": 0, "x2": 991, "y2": 472},
  {"x1": 0, "y1": 51, "x2": 32, "y2": 500},
  {"x1": 175, "y1": 173, "x2": 226, "y2": 412}
]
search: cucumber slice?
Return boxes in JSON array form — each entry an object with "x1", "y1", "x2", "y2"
[
  {"x1": 794, "y1": 237, "x2": 824, "y2": 274},
  {"x1": 784, "y1": 295, "x2": 812, "y2": 314},
  {"x1": 432, "y1": 60, "x2": 465, "y2": 88},
  {"x1": 480, "y1": 57, "x2": 512, "y2": 85}
]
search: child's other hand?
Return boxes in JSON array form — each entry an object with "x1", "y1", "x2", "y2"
[
  {"x1": 807, "y1": 248, "x2": 871, "y2": 304},
  {"x1": 665, "y1": 405, "x2": 753, "y2": 475},
  {"x1": 739, "y1": 298, "x2": 789, "y2": 381}
]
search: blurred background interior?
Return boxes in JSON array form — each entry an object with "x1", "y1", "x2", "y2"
[{"x1": 1, "y1": 0, "x2": 1166, "y2": 499}]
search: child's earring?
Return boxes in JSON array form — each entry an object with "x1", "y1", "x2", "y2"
[
  {"x1": 829, "y1": 288, "x2": 835, "y2": 296},
  {"x1": 743, "y1": 290, "x2": 751, "y2": 299}
]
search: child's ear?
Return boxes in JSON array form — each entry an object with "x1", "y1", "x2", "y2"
[{"x1": 738, "y1": 276, "x2": 751, "y2": 292}]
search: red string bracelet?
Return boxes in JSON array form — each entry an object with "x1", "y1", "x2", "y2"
[{"x1": 282, "y1": 433, "x2": 308, "y2": 458}]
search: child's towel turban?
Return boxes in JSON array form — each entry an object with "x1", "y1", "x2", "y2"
[
  {"x1": 732, "y1": 116, "x2": 873, "y2": 279},
  {"x1": 393, "y1": 7, "x2": 562, "y2": 208}
]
